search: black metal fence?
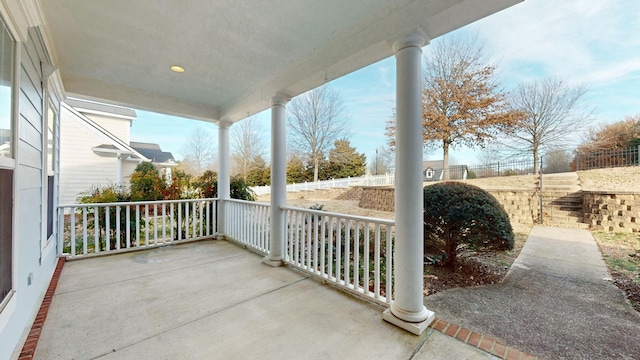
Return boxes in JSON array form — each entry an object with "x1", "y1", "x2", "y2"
[
  {"x1": 575, "y1": 145, "x2": 640, "y2": 171},
  {"x1": 467, "y1": 159, "x2": 536, "y2": 179}
]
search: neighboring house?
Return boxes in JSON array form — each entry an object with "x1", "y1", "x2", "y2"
[
  {"x1": 59, "y1": 99, "x2": 176, "y2": 204},
  {"x1": 423, "y1": 160, "x2": 468, "y2": 181}
]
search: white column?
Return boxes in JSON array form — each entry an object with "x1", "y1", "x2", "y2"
[
  {"x1": 116, "y1": 154, "x2": 123, "y2": 185},
  {"x1": 382, "y1": 31, "x2": 435, "y2": 335},
  {"x1": 217, "y1": 121, "x2": 231, "y2": 236},
  {"x1": 263, "y1": 95, "x2": 288, "y2": 266}
]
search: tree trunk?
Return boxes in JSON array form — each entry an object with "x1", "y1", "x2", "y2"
[
  {"x1": 313, "y1": 155, "x2": 319, "y2": 182},
  {"x1": 533, "y1": 147, "x2": 539, "y2": 174},
  {"x1": 444, "y1": 227, "x2": 457, "y2": 267},
  {"x1": 442, "y1": 141, "x2": 450, "y2": 180}
]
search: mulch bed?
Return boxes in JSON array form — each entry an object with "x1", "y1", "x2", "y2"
[
  {"x1": 424, "y1": 256, "x2": 508, "y2": 296},
  {"x1": 610, "y1": 271, "x2": 640, "y2": 312}
]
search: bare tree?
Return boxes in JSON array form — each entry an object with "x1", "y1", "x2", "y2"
[
  {"x1": 288, "y1": 85, "x2": 349, "y2": 182},
  {"x1": 386, "y1": 35, "x2": 521, "y2": 179},
  {"x1": 231, "y1": 116, "x2": 266, "y2": 181},
  {"x1": 180, "y1": 126, "x2": 216, "y2": 176},
  {"x1": 543, "y1": 148, "x2": 572, "y2": 174},
  {"x1": 368, "y1": 145, "x2": 394, "y2": 175},
  {"x1": 504, "y1": 77, "x2": 592, "y2": 173}
]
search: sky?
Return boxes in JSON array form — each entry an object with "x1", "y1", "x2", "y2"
[{"x1": 130, "y1": 0, "x2": 640, "y2": 166}]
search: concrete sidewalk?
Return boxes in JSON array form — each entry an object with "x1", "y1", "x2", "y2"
[{"x1": 425, "y1": 226, "x2": 640, "y2": 359}]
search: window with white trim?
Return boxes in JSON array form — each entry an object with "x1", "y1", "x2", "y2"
[{"x1": 0, "y1": 13, "x2": 15, "y2": 304}]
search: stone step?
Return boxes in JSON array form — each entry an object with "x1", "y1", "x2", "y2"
[
  {"x1": 542, "y1": 209, "x2": 583, "y2": 218},
  {"x1": 541, "y1": 172, "x2": 579, "y2": 180},
  {"x1": 541, "y1": 221, "x2": 590, "y2": 229},
  {"x1": 542, "y1": 184, "x2": 582, "y2": 193}
]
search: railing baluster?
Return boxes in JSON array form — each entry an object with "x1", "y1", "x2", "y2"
[
  {"x1": 205, "y1": 201, "x2": 210, "y2": 236},
  {"x1": 153, "y1": 204, "x2": 158, "y2": 245},
  {"x1": 320, "y1": 215, "x2": 326, "y2": 277},
  {"x1": 354, "y1": 220, "x2": 360, "y2": 291},
  {"x1": 115, "y1": 206, "x2": 121, "y2": 250},
  {"x1": 192, "y1": 201, "x2": 197, "y2": 238},
  {"x1": 364, "y1": 221, "x2": 370, "y2": 296},
  {"x1": 105, "y1": 206, "x2": 110, "y2": 251},
  {"x1": 185, "y1": 201, "x2": 190, "y2": 240},
  {"x1": 145, "y1": 204, "x2": 149, "y2": 246},
  {"x1": 126, "y1": 206, "x2": 131, "y2": 248},
  {"x1": 374, "y1": 223, "x2": 381, "y2": 299},
  {"x1": 313, "y1": 214, "x2": 319, "y2": 274},
  {"x1": 170, "y1": 203, "x2": 175, "y2": 242},
  {"x1": 336, "y1": 218, "x2": 342, "y2": 283},
  {"x1": 70, "y1": 207, "x2": 76, "y2": 257},
  {"x1": 385, "y1": 225, "x2": 393, "y2": 303},
  {"x1": 94, "y1": 206, "x2": 99, "y2": 253},
  {"x1": 345, "y1": 219, "x2": 350, "y2": 286},
  {"x1": 162, "y1": 203, "x2": 166, "y2": 244},
  {"x1": 306, "y1": 213, "x2": 312, "y2": 270},
  {"x1": 328, "y1": 216, "x2": 334, "y2": 281},
  {"x1": 136, "y1": 205, "x2": 140, "y2": 247},
  {"x1": 199, "y1": 201, "x2": 203, "y2": 238},
  {"x1": 178, "y1": 202, "x2": 182, "y2": 241},
  {"x1": 82, "y1": 207, "x2": 87, "y2": 255}
]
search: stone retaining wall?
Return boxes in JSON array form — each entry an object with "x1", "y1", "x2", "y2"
[
  {"x1": 349, "y1": 186, "x2": 541, "y2": 225},
  {"x1": 582, "y1": 191, "x2": 640, "y2": 233}
]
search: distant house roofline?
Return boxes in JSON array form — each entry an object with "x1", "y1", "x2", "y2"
[{"x1": 66, "y1": 98, "x2": 137, "y2": 121}]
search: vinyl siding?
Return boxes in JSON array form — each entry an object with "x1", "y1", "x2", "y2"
[
  {"x1": 0, "y1": 26, "x2": 59, "y2": 360},
  {"x1": 59, "y1": 109, "x2": 122, "y2": 204},
  {"x1": 85, "y1": 113, "x2": 132, "y2": 144}
]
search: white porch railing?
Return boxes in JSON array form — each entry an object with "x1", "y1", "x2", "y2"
[
  {"x1": 251, "y1": 173, "x2": 395, "y2": 195},
  {"x1": 57, "y1": 198, "x2": 218, "y2": 259},
  {"x1": 282, "y1": 206, "x2": 395, "y2": 305},
  {"x1": 224, "y1": 199, "x2": 271, "y2": 255}
]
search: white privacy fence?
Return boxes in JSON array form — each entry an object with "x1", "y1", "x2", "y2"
[
  {"x1": 57, "y1": 199, "x2": 218, "y2": 259},
  {"x1": 224, "y1": 199, "x2": 271, "y2": 255},
  {"x1": 251, "y1": 173, "x2": 395, "y2": 196},
  {"x1": 282, "y1": 206, "x2": 395, "y2": 305}
]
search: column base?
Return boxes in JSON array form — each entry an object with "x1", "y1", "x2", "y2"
[
  {"x1": 262, "y1": 256, "x2": 284, "y2": 267},
  {"x1": 382, "y1": 308, "x2": 435, "y2": 335}
]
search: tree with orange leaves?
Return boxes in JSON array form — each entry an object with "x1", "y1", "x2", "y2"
[{"x1": 386, "y1": 36, "x2": 520, "y2": 179}]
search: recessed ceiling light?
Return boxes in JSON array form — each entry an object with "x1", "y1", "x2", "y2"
[{"x1": 170, "y1": 65, "x2": 185, "y2": 73}]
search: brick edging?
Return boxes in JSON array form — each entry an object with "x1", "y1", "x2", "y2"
[
  {"x1": 18, "y1": 257, "x2": 65, "y2": 360},
  {"x1": 429, "y1": 317, "x2": 540, "y2": 360}
]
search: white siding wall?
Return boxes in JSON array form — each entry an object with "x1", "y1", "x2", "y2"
[
  {"x1": 84, "y1": 113, "x2": 132, "y2": 144},
  {"x1": 0, "y1": 26, "x2": 59, "y2": 360},
  {"x1": 59, "y1": 108, "x2": 120, "y2": 204}
]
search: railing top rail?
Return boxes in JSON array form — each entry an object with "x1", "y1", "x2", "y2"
[
  {"x1": 225, "y1": 198, "x2": 270, "y2": 206},
  {"x1": 281, "y1": 205, "x2": 395, "y2": 225},
  {"x1": 58, "y1": 198, "x2": 219, "y2": 209}
]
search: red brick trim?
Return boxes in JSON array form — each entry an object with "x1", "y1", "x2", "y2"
[
  {"x1": 18, "y1": 257, "x2": 65, "y2": 360},
  {"x1": 429, "y1": 317, "x2": 540, "y2": 360}
]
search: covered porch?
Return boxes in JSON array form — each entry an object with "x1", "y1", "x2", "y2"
[{"x1": 34, "y1": 239, "x2": 496, "y2": 359}]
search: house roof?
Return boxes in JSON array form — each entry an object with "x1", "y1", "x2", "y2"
[
  {"x1": 62, "y1": 101, "x2": 147, "y2": 161},
  {"x1": 36, "y1": 0, "x2": 520, "y2": 123},
  {"x1": 65, "y1": 98, "x2": 137, "y2": 120},
  {"x1": 423, "y1": 161, "x2": 468, "y2": 170},
  {"x1": 130, "y1": 142, "x2": 176, "y2": 163}
]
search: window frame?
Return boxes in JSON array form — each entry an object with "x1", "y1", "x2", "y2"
[{"x1": 0, "y1": 6, "x2": 17, "y2": 314}]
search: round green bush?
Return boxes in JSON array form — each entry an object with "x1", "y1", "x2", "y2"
[{"x1": 423, "y1": 182, "x2": 514, "y2": 266}]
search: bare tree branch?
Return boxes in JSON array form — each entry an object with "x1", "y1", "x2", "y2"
[
  {"x1": 502, "y1": 77, "x2": 593, "y2": 172},
  {"x1": 288, "y1": 85, "x2": 350, "y2": 182},
  {"x1": 180, "y1": 126, "x2": 216, "y2": 176},
  {"x1": 230, "y1": 116, "x2": 266, "y2": 181}
]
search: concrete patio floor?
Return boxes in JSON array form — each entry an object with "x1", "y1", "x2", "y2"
[{"x1": 34, "y1": 240, "x2": 498, "y2": 360}]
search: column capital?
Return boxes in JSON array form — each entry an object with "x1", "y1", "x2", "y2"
[
  {"x1": 217, "y1": 120, "x2": 232, "y2": 129},
  {"x1": 272, "y1": 94, "x2": 290, "y2": 107},
  {"x1": 392, "y1": 28, "x2": 429, "y2": 53}
]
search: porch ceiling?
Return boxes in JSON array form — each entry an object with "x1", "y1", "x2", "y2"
[{"x1": 39, "y1": 0, "x2": 520, "y2": 122}]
